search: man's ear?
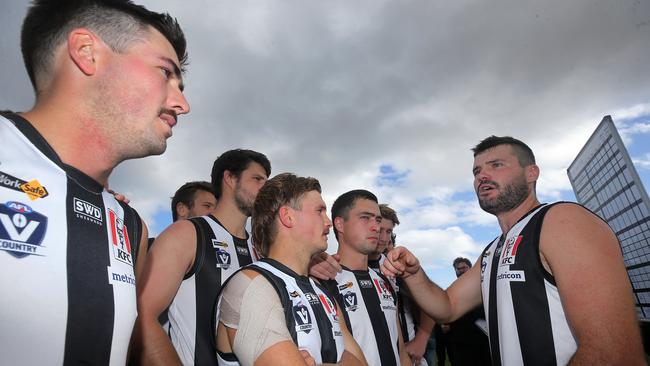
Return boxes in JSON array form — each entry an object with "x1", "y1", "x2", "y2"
[
  {"x1": 526, "y1": 164, "x2": 540, "y2": 183},
  {"x1": 68, "y1": 28, "x2": 98, "y2": 76},
  {"x1": 333, "y1": 217, "x2": 344, "y2": 235},
  {"x1": 223, "y1": 170, "x2": 237, "y2": 192},
  {"x1": 176, "y1": 202, "x2": 189, "y2": 220},
  {"x1": 278, "y1": 206, "x2": 293, "y2": 228}
]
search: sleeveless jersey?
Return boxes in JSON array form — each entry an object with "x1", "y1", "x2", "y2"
[
  {"x1": 326, "y1": 266, "x2": 400, "y2": 366},
  {"x1": 168, "y1": 214, "x2": 256, "y2": 365},
  {"x1": 0, "y1": 112, "x2": 142, "y2": 365},
  {"x1": 216, "y1": 258, "x2": 345, "y2": 365},
  {"x1": 480, "y1": 203, "x2": 577, "y2": 365},
  {"x1": 369, "y1": 255, "x2": 417, "y2": 342}
]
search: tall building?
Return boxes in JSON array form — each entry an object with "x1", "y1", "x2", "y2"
[{"x1": 568, "y1": 115, "x2": 650, "y2": 320}]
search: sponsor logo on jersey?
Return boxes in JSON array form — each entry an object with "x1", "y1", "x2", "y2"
[
  {"x1": 499, "y1": 235, "x2": 523, "y2": 267},
  {"x1": 0, "y1": 171, "x2": 49, "y2": 201},
  {"x1": 319, "y1": 294, "x2": 339, "y2": 321},
  {"x1": 0, "y1": 201, "x2": 48, "y2": 258},
  {"x1": 496, "y1": 270, "x2": 526, "y2": 282},
  {"x1": 212, "y1": 239, "x2": 228, "y2": 248},
  {"x1": 235, "y1": 245, "x2": 249, "y2": 256},
  {"x1": 289, "y1": 291, "x2": 300, "y2": 298},
  {"x1": 293, "y1": 302, "x2": 313, "y2": 333},
  {"x1": 216, "y1": 248, "x2": 231, "y2": 269},
  {"x1": 374, "y1": 278, "x2": 394, "y2": 302},
  {"x1": 342, "y1": 291, "x2": 358, "y2": 312},
  {"x1": 108, "y1": 268, "x2": 136, "y2": 286},
  {"x1": 359, "y1": 279, "x2": 373, "y2": 288},
  {"x1": 304, "y1": 292, "x2": 320, "y2": 305},
  {"x1": 338, "y1": 281, "x2": 353, "y2": 290},
  {"x1": 108, "y1": 209, "x2": 133, "y2": 266},
  {"x1": 73, "y1": 197, "x2": 102, "y2": 225}
]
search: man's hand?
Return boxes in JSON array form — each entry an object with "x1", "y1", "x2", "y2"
[
  {"x1": 381, "y1": 246, "x2": 421, "y2": 279},
  {"x1": 404, "y1": 335, "x2": 427, "y2": 365},
  {"x1": 299, "y1": 349, "x2": 316, "y2": 366},
  {"x1": 309, "y1": 252, "x2": 342, "y2": 280},
  {"x1": 106, "y1": 188, "x2": 130, "y2": 204}
]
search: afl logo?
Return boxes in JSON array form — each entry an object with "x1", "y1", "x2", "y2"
[{"x1": 0, "y1": 201, "x2": 48, "y2": 258}]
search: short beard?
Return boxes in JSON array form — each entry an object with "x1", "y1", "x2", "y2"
[
  {"x1": 478, "y1": 175, "x2": 529, "y2": 215},
  {"x1": 234, "y1": 186, "x2": 253, "y2": 217}
]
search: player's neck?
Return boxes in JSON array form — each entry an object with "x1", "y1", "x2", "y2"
[
  {"x1": 212, "y1": 197, "x2": 249, "y2": 239},
  {"x1": 337, "y1": 243, "x2": 368, "y2": 271},
  {"x1": 496, "y1": 194, "x2": 541, "y2": 234},
  {"x1": 268, "y1": 239, "x2": 311, "y2": 276},
  {"x1": 20, "y1": 103, "x2": 115, "y2": 186}
]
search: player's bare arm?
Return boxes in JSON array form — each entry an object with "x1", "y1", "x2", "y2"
[
  {"x1": 133, "y1": 220, "x2": 198, "y2": 365},
  {"x1": 541, "y1": 203, "x2": 644, "y2": 365}
]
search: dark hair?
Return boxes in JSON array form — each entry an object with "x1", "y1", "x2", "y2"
[
  {"x1": 331, "y1": 189, "x2": 378, "y2": 240},
  {"x1": 471, "y1": 136, "x2": 536, "y2": 167},
  {"x1": 379, "y1": 203, "x2": 400, "y2": 226},
  {"x1": 171, "y1": 181, "x2": 213, "y2": 222},
  {"x1": 252, "y1": 173, "x2": 321, "y2": 257},
  {"x1": 210, "y1": 149, "x2": 271, "y2": 199},
  {"x1": 453, "y1": 257, "x2": 472, "y2": 268},
  {"x1": 21, "y1": 0, "x2": 187, "y2": 92}
]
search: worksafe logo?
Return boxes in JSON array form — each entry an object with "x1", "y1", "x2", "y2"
[
  {"x1": 342, "y1": 291, "x2": 358, "y2": 312},
  {"x1": 108, "y1": 209, "x2": 132, "y2": 266},
  {"x1": 215, "y1": 248, "x2": 231, "y2": 269},
  {"x1": 212, "y1": 239, "x2": 228, "y2": 248},
  {"x1": 0, "y1": 171, "x2": 49, "y2": 201},
  {"x1": 0, "y1": 201, "x2": 48, "y2": 258},
  {"x1": 293, "y1": 303, "x2": 313, "y2": 333}
]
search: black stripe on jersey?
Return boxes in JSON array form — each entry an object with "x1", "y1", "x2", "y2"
[
  {"x1": 487, "y1": 235, "x2": 504, "y2": 366},
  {"x1": 189, "y1": 216, "x2": 220, "y2": 366},
  {"x1": 118, "y1": 201, "x2": 142, "y2": 262},
  {"x1": 295, "y1": 277, "x2": 339, "y2": 363},
  {"x1": 396, "y1": 278, "x2": 410, "y2": 342},
  {"x1": 64, "y1": 181, "x2": 114, "y2": 364},
  {"x1": 234, "y1": 236, "x2": 253, "y2": 268},
  {"x1": 323, "y1": 279, "x2": 353, "y2": 335},
  {"x1": 511, "y1": 204, "x2": 557, "y2": 365},
  {"x1": 355, "y1": 270, "x2": 398, "y2": 366}
]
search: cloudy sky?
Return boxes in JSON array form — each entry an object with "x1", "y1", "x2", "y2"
[{"x1": 2, "y1": 0, "x2": 650, "y2": 287}]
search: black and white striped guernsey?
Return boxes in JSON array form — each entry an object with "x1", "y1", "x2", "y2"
[
  {"x1": 0, "y1": 112, "x2": 143, "y2": 365},
  {"x1": 325, "y1": 266, "x2": 401, "y2": 366},
  {"x1": 216, "y1": 258, "x2": 345, "y2": 365},
  {"x1": 480, "y1": 203, "x2": 577, "y2": 365},
  {"x1": 168, "y1": 214, "x2": 256, "y2": 365},
  {"x1": 369, "y1": 255, "x2": 417, "y2": 343}
]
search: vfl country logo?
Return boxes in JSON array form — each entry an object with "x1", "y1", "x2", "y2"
[
  {"x1": 293, "y1": 303, "x2": 313, "y2": 333},
  {"x1": 499, "y1": 235, "x2": 523, "y2": 267},
  {"x1": 73, "y1": 197, "x2": 102, "y2": 225},
  {"x1": 0, "y1": 201, "x2": 47, "y2": 258},
  {"x1": 108, "y1": 209, "x2": 133, "y2": 266},
  {"x1": 0, "y1": 171, "x2": 49, "y2": 201},
  {"x1": 342, "y1": 291, "x2": 358, "y2": 312},
  {"x1": 216, "y1": 248, "x2": 231, "y2": 269},
  {"x1": 235, "y1": 245, "x2": 249, "y2": 256}
]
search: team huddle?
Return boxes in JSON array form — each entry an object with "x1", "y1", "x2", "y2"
[{"x1": 0, "y1": 0, "x2": 645, "y2": 365}]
